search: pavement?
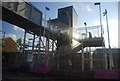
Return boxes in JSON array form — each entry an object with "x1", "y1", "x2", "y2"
[
  {"x1": 2, "y1": 70, "x2": 97, "y2": 81},
  {"x1": 2, "y1": 66, "x2": 114, "y2": 81}
]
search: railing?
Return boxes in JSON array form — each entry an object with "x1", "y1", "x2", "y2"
[{"x1": 76, "y1": 25, "x2": 103, "y2": 39}]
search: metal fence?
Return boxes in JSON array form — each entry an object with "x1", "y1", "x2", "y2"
[{"x1": 76, "y1": 25, "x2": 103, "y2": 39}]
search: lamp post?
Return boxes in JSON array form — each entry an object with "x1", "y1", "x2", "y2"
[
  {"x1": 44, "y1": 7, "x2": 50, "y2": 69},
  {"x1": 103, "y1": 9, "x2": 113, "y2": 69},
  {"x1": 94, "y1": 2, "x2": 103, "y2": 37},
  {"x1": 84, "y1": 22, "x2": 87, "y2": 38},
  {"x1": 43, "y1": 7, "x2": 50, "y2": 47},
  {"x1": 44, "y1": 7, "x2": 50, "y2": 27}
]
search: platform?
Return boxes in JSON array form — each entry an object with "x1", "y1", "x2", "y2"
[
  {"x1": 72, "y1": 37, "x2": 104, "y2": 53},
  {"x1": 80, "y1": 37, "x2": 105, "y2": 47}
]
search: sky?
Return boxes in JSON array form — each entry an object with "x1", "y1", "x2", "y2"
[{"x1": 1, "y1": 1, "x2": 118, "y2": 48}]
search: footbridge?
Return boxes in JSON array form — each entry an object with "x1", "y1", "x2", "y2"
[
  {"x1": 1, "y1": 2, "x2": 105, "y2": 54},
  {"x1": 1, "y1": 2, "x2": 107, "y2": 78},
  {"x1": 1, "y1": 2, "x2": 58, "y2": 40}
]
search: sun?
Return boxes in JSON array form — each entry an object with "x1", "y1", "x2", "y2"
[
  {"x1": 73, "y1": 32, "x2": 80, "y2": 40},
  {"x1": 72, "y1": 32, "x2": 80, "y2": 46}
]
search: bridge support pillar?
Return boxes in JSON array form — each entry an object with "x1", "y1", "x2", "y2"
[
  {"x1": 32, "y1": 34, "x2": 35, "y2": 52},
  {"x1": 52, "y1": 40, "x2": 54, "y2": 54},
  {"x1": 30, "y1": 34, "x2": 36, "y2": 71},
  {"x1": 47, "y1": 37, "x2": 49, "y2": 52},
  {"x1": 38, "y1": 30, "x2": 41, "y2": 61},
  {"x1": 23, "y1": 29, "x2": 26, "y2": 53},
  {"x1": 81, "y1": 43, "x2": 84, "y2": 72}
]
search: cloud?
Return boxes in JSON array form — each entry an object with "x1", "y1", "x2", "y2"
[
  {"x1": 86, "y1": 5, "x2": 92, "y2": 12},
  {"x1": 13, "y1": 25, "x2": 24, "y2": 32},
  {"x1": 80, "y1": 4, "x2": 93, "y2": 12},
  {"x1": 5, "y1": 34, "x2": 17, "y2": 41},
  {"x1": 81, "y1": 4, "x2": 84, "y2": 8},
  {"x1": 5, "y1": 34, "x2": 28, "y2": 43}
]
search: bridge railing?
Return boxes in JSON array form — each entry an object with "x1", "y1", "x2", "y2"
[{"x1": 76, "y1": 25, "x2": 103, "y2": 40}]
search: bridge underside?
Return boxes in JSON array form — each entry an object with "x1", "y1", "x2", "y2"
[
  {"x1": 1, "y1": 6, "x2": 57, "y2": 40},
  {"x1": 81, "y1": 37, "x2": 104, "y2": 47},
  {"x1": 73, "y1": 37, "x2": 104, "y2": 53}
]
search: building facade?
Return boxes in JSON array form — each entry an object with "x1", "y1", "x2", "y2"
[
  {"x1": 50, "y1": 6, "x2": 78, "y2": 45},
  {"x1": 58, "y1": 6, "x2": 78, "y2": 28}
]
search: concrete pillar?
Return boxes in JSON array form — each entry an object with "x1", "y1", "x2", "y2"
[
  {"x1": 47, "y1": 37, "x2": 49, "y2": 52},
  {"x1": 23, "y1": 29, "x2": 26, "y2": 53},
  {"x1": 38, "y1": 31, "x2": 41, "y2": 61},
  {"x1": 52, "y1": 40, "x2": 54, "y2": 54},
  {"x1": 57, "y1": 41, "x2": 60, "y2": 73},
  {"x1": 82, "y1": 42, "x2": 84, "y2": 71},
  {"x1": 104, "y1": 47, "x2": 108, "y2": 69},
  {"x1": 57, "y1": 51, "x2": 59, "y2": 73},
  {"x1": 32, "y1": 34, "x2": 35, "y2": 52},
  {"x1": 30, "y1": 34, "x2": 35, "y2": 71}
]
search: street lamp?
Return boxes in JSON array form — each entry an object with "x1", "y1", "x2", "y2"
[
  {"x1": 94, "y1": 2, "x2": 103, "y2": 37},
  {"x1": 43, "y1": 7, "x2": 50, "y2": 47},
  {"x1": 103, "y1": 9, "x2": 110, "y2": 48},
  {"x1": 84, "y1": 22, "x2": 87, "y2": 37},
  {"x1": 103, "y1": 9, "x2": 114, "y2": 69},
  {"x1": 44, "y1": 7, "x2": 50, "y2": 27}
]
